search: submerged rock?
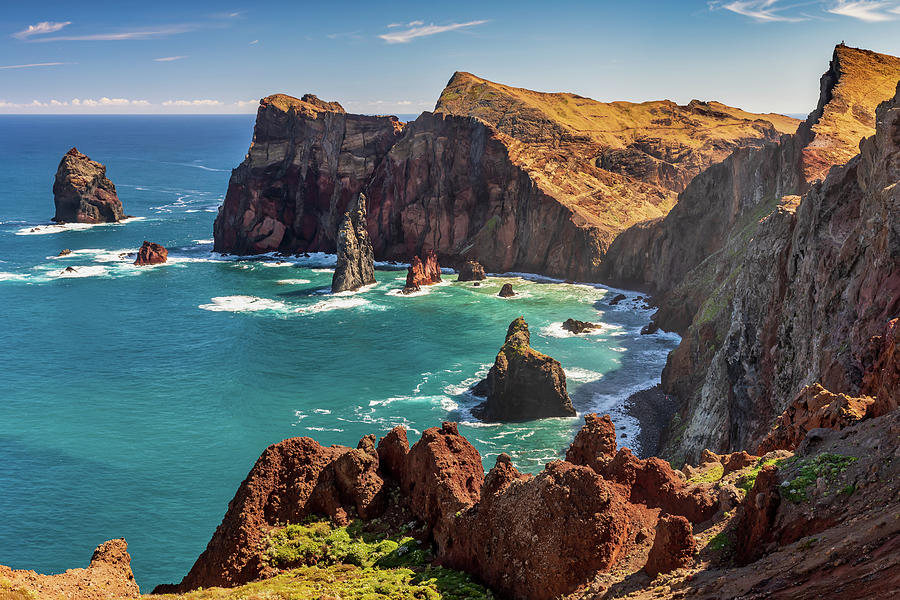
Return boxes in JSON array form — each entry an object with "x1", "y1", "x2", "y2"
[
  {"x1": 53, "y1": 148, "x2": 124, "y2": 224},
  {"x1": 133, "y1": 241, "x2": 168, "y2": 266},
  {"x1": 402, "y1": 250, "x2": 441, "y2": 294},
  {"x1": 608, "y1": 293, "x2": 626, "y2": 305},
  {"x1": 562, "y1": 318, "x2": 600, "y2": 334},
  {"x1": 331, "y1": 193, "x2": 376, "y2": 293},
  {"x1": 57, "y1": 248, "x2": 72, "y2": 257},
  {"x1": 472, "y1": 317, "x2": 575, "y2": 421},
  {"x1": 457, "y1": 259, "x2": 486, "y2": 282},
  {"x1": 498, "y1": 283, "x2": 515, "y2": 297}
]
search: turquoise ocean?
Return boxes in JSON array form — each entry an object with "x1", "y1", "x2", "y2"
[{"x1": 0, "y1": 115, "x2": 678, "y2": 590}]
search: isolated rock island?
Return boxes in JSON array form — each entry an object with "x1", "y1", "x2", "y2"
[{"x1": 53, "y1": 147, "x2": 125, "y2": 224}]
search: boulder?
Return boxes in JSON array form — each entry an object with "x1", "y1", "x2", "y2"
[
  {"x1": 608, "y1": 293, "x2": 626, "y2": 305},
  {"x1": 562, "y1": 318, "x2": 600, "y2": 334},
  {"x1": 565, "y1": 413, "x2": 618, "y2": 471},
  {"x1": 498, "y1": 283, "x2": 516, "y2": 297},
  {"x1": 376, "y1": 426, "x2": 409, "y2": 481},
  {"x1": 133, "y1": 241, "x2": 168, "y2": 266},
  {"x1": 57, "y1": 249, "x2": 72, "y2": 256},
  {"x1": 644, "y1": 514, "x2": 696, "y2": 576},
  {"x1": 472, "y1": 317, "x2": 575, "y2": 421},
  {"x1": 457, "y1": 259, "x2": 486, "y2": 281},
  {"x1": 53, "y1": 148, "x2": 124, "y2": 223}
]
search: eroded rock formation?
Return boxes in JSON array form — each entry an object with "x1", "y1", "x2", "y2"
[
  {"x1": 331, "y1": 193, "x2": 376, "y2": 292},
  {"x1": 53, "y1": 148, "x2": 124, "y2": 223},
  {"x1": 644, "y1": 514, "x2": 696, "y2": 577},
  {"x1": 456, "y1": 259, "x2": 486, "y2": 281},
  {"x1": 402, "y1": 250, "x2": 441, "y2": 294},
  {"x1": 133, "y1": 241, "x2": 168, "y2": 266},
  {"x1": 472, "y1": 317, "x2": 575, "y2": 421},
  {"x1": 563, "y1": 318, "x2": 600, "y2": 334}
]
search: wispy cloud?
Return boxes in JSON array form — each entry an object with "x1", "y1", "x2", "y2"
[
  {"x1": 28, "y1": 24, "x2": 195, "y2": 42},
  {"x1": 162, "y1": 99, "x2": 222, "y2": 106},
  {"x1": 828, "y1": 0, "x2": 900, "y2": 21},
  {"x1": 0, "y1": 62, "x2": 69, "y2": 70},
  {"x1": 249, "y1": 39, "x2": 259, "y2": 44},
  {"x1": 0, "y1": 97, "x2": 257, "y2": 113},
  {"x1": 379, "y1": 20, "x2": 488, "y2": 43},
  {"x1": 154, "y1": 55, "x2": 188, "y2": 62},
  {"x1": 714, "y1": 0, "x2": 808, "y2": 22},
  {"x1": 12, "y1": 21, "x2": 71, "y2": 39}
]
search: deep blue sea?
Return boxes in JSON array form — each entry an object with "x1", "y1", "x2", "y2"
[{"x1": 0, "y1": 115, "x2": 678, "y2": 591}]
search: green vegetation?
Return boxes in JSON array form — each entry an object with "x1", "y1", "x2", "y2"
[
  {"x1": 779, "y1": 453, "x2": 858, "y2": 503},
  {"x1": 707, "y1": 531, "x2": 734, "y2": 555},
  {"x1": 736, "y1": 457, "x2": 782, "y2": 495},
  {"x1": 798, "y1": 537, "x2": 818, "y2": 550},
  {"x1": 483, "y1": 216, "x2": 500, "y2": 234},
  {"x1": 165, "y1": 518, "x2": 494, "y2": 600},
  {"x1": 687, "y1": 463, "x2": 724, "y2": 484}
]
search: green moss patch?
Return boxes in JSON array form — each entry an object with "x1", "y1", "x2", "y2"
[
  {"x1": 736, "y1": 457, "x2": 781, "y2": 495},
  {"x1": 779, "y1": 453, "x2": 858, "y2": 503}
]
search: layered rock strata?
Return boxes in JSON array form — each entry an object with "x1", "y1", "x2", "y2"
[
  {"x1": 331, "y1": 193, "x2": 376, "y2": 292},
  {"x1": 472, "y1": 317, "x2": 575, "y2": 421},
  {"x1": 53, "y1": 148, "x2": 125, "y2": 223}
]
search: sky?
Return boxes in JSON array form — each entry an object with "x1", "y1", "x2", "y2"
[{"x1": 2, "y1": 0, "x2": 900, "y2": 116}]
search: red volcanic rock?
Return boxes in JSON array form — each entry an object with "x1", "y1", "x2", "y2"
[
  {"x1": 333, "y1": 438, "x2": 385, "y2": 520},
  {"x1": 568, "y1": 415, "x2": 717, "y2": 523},
  {"x1": 169, "y1": 436, "x2": 380, "y2": 591},
  {"x1": 402, "y1": 250, "x2": 441, "y2": 294},
  {"x1": 862, "y1": 318, "x2": 900, "y2": 417},
  {"x1": 734, "y1": 464, "x2": 781, "y2": 564},
  {"x1": 457, "y1": 259, "x2": 486, "y2": 281},
  {"x1": 133, "y1": 241, "x2": 168, "y2": 266},
  {"x1": 401, "y1": 422, "x2": 483, "y2": 535},
  {"x1": 565, "y1": 413, "x2": 618, "y2": 471},
  {"x1": 0, "y1": 538, "x2": 140, "y2": 600},
  {"x1": 53, "y1": 148, "x2": 125, "y2": 224},
  {"x1": 756, "y1": 384, "x2": 873, "y2": 454},
  {"x1": 376, "y1": 426, "x2": 409, "y2": 481},
  {"x1": 644, "y1": 514, "x2": 696, "y2": 577},
  {"x1": 438, "y1": 458, "x2": 634, "y2": 600}
]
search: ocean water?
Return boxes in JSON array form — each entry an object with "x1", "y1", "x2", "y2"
[{"x1": 0, "y1": 115, "x2": 679, "y2": 590}]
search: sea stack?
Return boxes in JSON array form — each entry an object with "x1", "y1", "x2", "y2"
[
  {"x1": 52, "y1": 148, "x2": 124, "y2": 223},
  {"x1": 134, "y1": 241, "x2": 168, "y2": 266},
  {"x1": 457, "y1": 259, "x2": 486, "y2": 282},
  {"x1": 332, "y1": 193, "x2": 376, "y2": 293},
  {"x1": 472, "y1": 317, "x2": 575, "y2": 421},
  {"x1": 402, "y1": 250, "x2": 441, "y2": 294}
]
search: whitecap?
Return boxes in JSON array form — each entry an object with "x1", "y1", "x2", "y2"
[
  {"x1": 563, "y1": 367, "x2": 604, "y2": 382},
  {"x1": 54, "y1": 265, "x2": 109, "y2": 278},
  {"x1": 0, "y1": 272, "x2": 29, "y2": 282},
  {"x1": 313, "y1": 409, "x2": 332, "y2": 415},
  {"x1": 294, "y1": 296, "x2": 369, "y2": 314},
  {"x1": 193, "y1": 239, "x2": 214, "y2": 244},
  {"x1": 14, "y1": 216, "x2": 145, "y2": 236},
  {"x1": 305, "y1": 426, "x2": 344, "y2": 432},
  {"x1": 538, "y1": 322, "x2": 604, "y2": 339},
  {"x1": 198, "y1": 295, "x2": 290, "y2": 313},
  {"x1": 277, "y1": 279, "x2": 312, "y2": 285}
]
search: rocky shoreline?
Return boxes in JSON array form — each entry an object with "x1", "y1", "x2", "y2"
[{"x1": 623, "y1": 385, "x2": 677, "y2": 459}]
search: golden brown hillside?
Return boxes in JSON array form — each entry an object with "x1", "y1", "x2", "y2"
[{"x1": 435, "y1": 71, "x2": 799, "y2": 246}]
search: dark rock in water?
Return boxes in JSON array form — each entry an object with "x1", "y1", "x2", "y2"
[
  {"x1": 498, "y1": 283, "x2": 516, "y2": 297},
  {"x1": 472, "y1": 317, "x2": 575, "y2": 421},
  {"x1": 63, "y1": 266, "x2": 77, "y2": 273},
  {"x1": 332, "y1": 193, "x2": 376, "y2": 293},
  {"x1": 608, "y1": 293, "x2": 626, "y2": 305},
  {"x1": 53, "y1": 148, "x2": 124, "y2": 224},
  {"x1": 402, "y1": 250, "x2": 441, "y2": 294},
  {"x1": 457, "y1": 259, "x2": 486, "y2": 282},
  {"x1": 134, "y1": 241, "x2": 168, "y2": 266},
  {"x1": 563, "y1": 318, "x2": 600, "y2": 334},
  {"x1": 473, "y1": 282, "x2": 481, "y2": 287},
  {"x1": 57, "y1": 249, "x2": 72, "y2": 257},
  {"x1": 641, "y1": 321, "x2": 659, "y2": 335}
]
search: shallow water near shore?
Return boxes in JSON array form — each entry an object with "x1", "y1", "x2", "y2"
[{"x1": 0, "y1": 115, "x2": 678, "y2": 590}]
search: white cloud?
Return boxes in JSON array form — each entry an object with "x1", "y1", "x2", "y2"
[
  {"x1": 379, "y1": 20, "x2": 488, "y2": 43},
  {"x1": 28, "y1": 25, "x2": 194, "y2": 42},
  {"x1": 12, "y1": 21, "x2": 71, "y2": 39},
  {"x1": 828, "y1": 1, "x2": 900, "y2": 21},
  {"x1": 162, "y1": 99, "x2": 223, "y2": 106},
  {"x1": 154, "y1": 55, "x2": 188, "y2": 62},
  {"x1": 0, "y1": 62, "x2": 68, "y2": 70},
  {"x1": 715, "y1": 0, "x2": 807, "y2": 22},
  {"x1": 0, "y1": 97, "x2": 258, "y2": 114},
  {"x1": 249, "y1": 39, "x2": 259, "y2": 44}
]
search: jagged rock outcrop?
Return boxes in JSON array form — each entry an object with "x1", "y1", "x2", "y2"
[
  {"x1": 402, "y1": 250, "x2": 441, "y2": 293},
  {"x1": 214, "y1": 76, "x2": 797, "y2": 279},
  {"x1": 53, "y1": 148, "x2": 124, "y2": 223},
  {"x1": 456, "y1": 259, "x2": 486, "y2": 281},
  {"x1": 0, "y1": 539, "x2": 139, "y2": 600},
  {"x1": 658, "y1": 77, "x2": 900, "y2": 463},
  {"x1": 331, "y1": 193, "x2": 376, "y2": 292},
  {"x1": 212, "y1": 94, "x2": 403, "y2": 254},
  {"x1": 439, "y1": 457, "x2": 635, "y2": 600},
  {"x1": 644, "y1": 514, "x2": 696, "y2": 577},
  {"x1": 133, "y1": 241, "x2": 168, "y2": 266},
  {"x1": 498, "y1": 283, "x2": 516, "y2": 297},
  {"x1": 562, "y1": 318, "x2": 600, "y2": 334},
  {"x1": 756, "y1": 384, "x2": 874, "y2": 453},
  {"x1": 472, "y1": 317, "x2": 575, "y2": 421}
]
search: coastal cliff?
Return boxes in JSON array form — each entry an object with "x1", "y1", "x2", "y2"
[{"x1": 213, "y1": 75, "x2": 797, "y2": 279}]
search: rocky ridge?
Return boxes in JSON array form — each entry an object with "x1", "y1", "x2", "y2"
[
  {"x1": 331, "y1": 193, "x2": 376, "y2": 292},
  {"x1": 53, "y1": 148, "x2": 125, "y2": 224}
]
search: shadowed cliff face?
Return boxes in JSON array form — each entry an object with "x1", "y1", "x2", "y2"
[
  {"x1": 214, "y1": 77, "x2": 796, "y2": 279},
  {"x1": 662, "y1": 80, "x2": 900, "y2": 463}
]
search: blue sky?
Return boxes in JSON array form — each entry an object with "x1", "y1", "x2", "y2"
[{"x1": 2, "y1": 0, "x2": 899, "y2": 115}]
